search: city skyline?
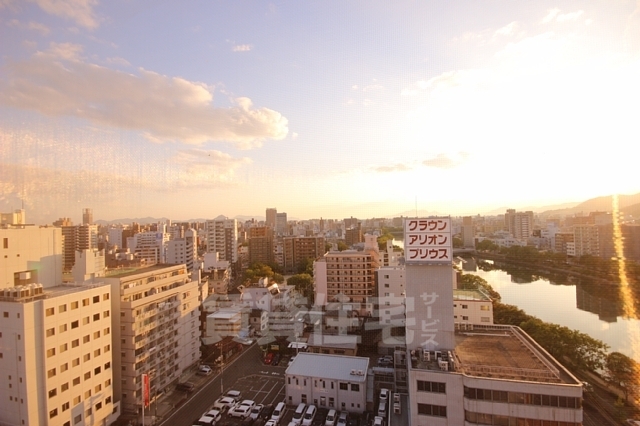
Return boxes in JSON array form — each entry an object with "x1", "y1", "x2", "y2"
[{"x1": 1, "y1": 1, "x2": 640, "y2": 225}]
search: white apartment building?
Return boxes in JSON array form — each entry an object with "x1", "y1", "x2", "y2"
[
  {"x1": 205, "y1": 307, "x2": 245, "y2": 339},
  {"x1": 165, "y1": 228, "x2": 197, "y2": 272},
  {"x1": 107, "y1": 226, "x2": 125, "y2": 250},
  {"x1": 1, "y1": 209, "x2": 26, "y2": 226},
  {"x1": 205, "y1": 216, "x2": 238, "y2": 264},
  {"x1": 1, "y1": 225, "x2": 63, "y2": 288},
  {"x1": 0, "y1": 282, "x2": 118, "y2": 426},
  {"x1": 128, "y1": 231, "x2": 169, "y2": 264},
  {"x1": 376, "y1": 266, "x2": 405, "y2": 328},
  {"x1": 285, "y1": 353, "x2": 369, "y2": 413},
  {"x1": 379, "y1": 240, "x2": 402, "y2": 267},
  {"x1": 103, "y1": 264, "x2": 201, "y2": 414}
]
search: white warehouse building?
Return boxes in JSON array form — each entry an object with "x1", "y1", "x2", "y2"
[{"x1": 285, "y1": 353, "x2": 369, "y2": 413}]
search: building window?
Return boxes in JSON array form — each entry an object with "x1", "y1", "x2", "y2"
[
  {"x1": 49, "y1": 388, "x2": 57, "y2": 398},
  {"x1": 74, "y1": 414, "x2": 82, "y2": 424},
  {"x1": 417, "y1": 403, "x2": 447, "y2": 417},
  {"x1": 71, "y1": 301, "x2": 78, "y2": 310},
  {"x1": 93, "y1": 313, "x2": 100, "y2": 321},
  {"x1": 59, "y1": 324, "x2": 67, "y2": 333},
  {"x1": 481, "y1": 317, "x2": 490, "y2": 322},
  {"x1": 46, "y1": 328, "x2": 55, "y2": 337},
  {"x1": 93, "y1": 331, "x2": 100, "y2": 339},
  {"x1": 72, "y1": 358, "x2": 80, "y2": 367},
  {"x1": 59, "y1": 304, "x2": 67, "y2": 313},
  {"x1": 49, "y1": 408, "x2": 58, "y2": 419},
  {"x1": 462, "y1": 316, "x2": 469, "y2": 321},
  {"x1": 45, "y1": 308, "x2": 54, "y2": 317},
  {"x1": 61, "y1": 382, "x2": 69, "y2": 392},
  {"x1": 47, "y1": 348, "x2": 56, "y2": 358},
  {"x1": 461, "y1": 304, "x2": 468, "y2": 309},
  {"x1": 61, "y1": 363, "x2": 68, "y2": 372},
  {"x1": 62, "y1": 402, "x2": 70, "y2": 411},
  {"x1": 83, "y1": 335, "x2": 90, "y2": 343},
  {"x1": 84, "y1": 372, "x2": 91, "y2": 380},
  {"x1": 480, "y1": 305, "x2": 490, "y2": 311},
  {"x1": 83, "y1": 317, "x2": 90, "y2": 325},
  {"x1": 417, "y1": 380, "x2": 446, "y2": 394},
  {"x1": 351, "y1": 384, "x2": 360, "y2": 392},
  {"x1": 82, "y1": 299, "x2": 89, "y2": 307},
  {"x1": 93, "y1": 296, "x2": 100, "y2": 304},
  {"x1": 339, "y1": 382, "x2": 348, "y2": 390},
  {"x1": 71, "y1": 339, "x2": 79, "y2": 348},
  {"x1": 71, "y1": 320, "x2": 79, "y2": 329},
  {"x1": 73, "y1": 377, "x2": 80, "y2": 386},
  {"x1": 60, "y1": 343, "x2": 68, "y2": 352}
]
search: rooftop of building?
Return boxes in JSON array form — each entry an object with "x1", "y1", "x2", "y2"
[
  {"x1": 410, "y1": 325, "x2": 580, "y2": 385},
  {"x1": 104, "y1": 263, "x2": 183, "y2": 278},
  {"x1": 286, "y1": 352, "x2": 369, "y2": 382},
  {"x1": 453, "y1": 288, "x2": 492, "y2": 301},
  {"x1": 306, "y1": 333, "x2": 359, "y2": 350},
  {"x1": 0, "y1": 281, "x2": 109, "y2": 303}
]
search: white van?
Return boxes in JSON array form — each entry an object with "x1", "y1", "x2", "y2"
[
  {"x1": 271, "y1": 401, "x2": 286, "y2": 423},
  {"x1": 291, "y1": 403, "x2": 306, "y2": 425},
  {"x1": 377, "y1": 401, "x2": 387, "y2": 417},
  {"x1": 302, "y1": 405, "x2": 317, "y2": 426},
  {"x1": 325, "y1": 409, "x2": 337, "y2": 426}
]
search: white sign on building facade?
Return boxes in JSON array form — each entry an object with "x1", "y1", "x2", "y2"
[{"x1": 404, "y1": 217, "x2": 452, "y2": 264}]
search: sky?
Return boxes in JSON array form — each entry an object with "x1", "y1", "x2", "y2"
[{"x1": 1, "y1": 1, "x2": 640, "y2": 224}]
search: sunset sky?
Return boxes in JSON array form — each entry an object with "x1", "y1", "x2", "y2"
[{"x1": 1, "y1": 1, "x2": 639, "y2": 224}]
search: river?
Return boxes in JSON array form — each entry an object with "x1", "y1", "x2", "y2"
[{"x1": 466, "y1": 259, "x2": 640, "y2": 358}]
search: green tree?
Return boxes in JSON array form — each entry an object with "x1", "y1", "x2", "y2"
[
  {"x1": 288, "y1": 273, "x2": 314, "y2": 305},
  {"x1": 337, "y1": 241, "x2": 348, "y2": 251},
  {"x1": 604, "y1": 352, "x2": 639, "y2": 402},
  {"x1": 453, "y1": 236, "x2": 464, "y2": 248},
  {"x1": 458, "y1": 274, "x2": 501, "y2": 300},
  {"x1": 493, "y1": 303, "x2": 531, "y2": 326},
  {"x1": 297, "y1": 257, "x2": 315, "y2": 276},
  {"x1": 243, "y1": 262, "x2": 282, "y2": 284},
  {"x1": 476, "y1": 239, "x2": 499, "y2": 252},
  {"x1": 377, "y1": 231, "x2": 395, "y2": 251}
]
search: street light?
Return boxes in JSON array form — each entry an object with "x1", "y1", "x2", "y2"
[{"x1": 217, "y1": 355, "x2": 224, "y2": 395}]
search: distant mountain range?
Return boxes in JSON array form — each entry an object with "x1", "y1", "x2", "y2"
[
  {"x1": 93, "y1": 193, "x2": 640, "y2": 225},
  {"x1": 539, "y1": 193, "x2": 640, "y2": 218}
]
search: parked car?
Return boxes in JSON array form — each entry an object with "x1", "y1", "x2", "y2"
[
  {"x1": 325, "y1": 409, "x2": 337, "y2": 426},
  {"x1": 372, "y1": 417, "x2": 385, "y2": 426},
  {"x1": 197, "y1": 365, "x2": 213, "y2": 376},
  {"x1": 250, "y1": 404, "x2": 264, "y2": 420},
  {"x1": 379, "y1": 388, "x2": 389, "y2": 403},
  {"x1": 261, "y1": 403, "x2": 275, "y2": 420},
  {"x1": 291, "y1": 403, "x2": 307, "y2": 425},
  {"x1": 176, "y1": 382, "x2": 195, "y2": 392},
  {"x1": 272, "y1": 353, "x2": 281, "y2": 366},
  {"x1": 336, "y1": 412, "x2": 348, "y2": 426},
  {"x1": 226, "y1": 389, "x2": 242, "y2": 402},
  {"x1": 302, "y1": 404, "x2": 317, "y2": 426},
  {"x1": 213, "y1": 396, "x2": 236, "y2": 411},
  {"x1": 270, "y1": 401, "x2": 286, "y2": 423},
  {"x1": 264, "y1": 352, "x2": 274, "y2": 365},
  {"x1": 230, "y1": 404, "x2": 253, "y2": 419}
]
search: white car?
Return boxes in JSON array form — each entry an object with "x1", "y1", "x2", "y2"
[
  {"x1": 372, "y1": 416, "x2": 385, "y2": 426},
  {"x1": 250, "y1": 404, "x2": 264, "y2": 420},
  {"x1": 325, "y1": 409, "x2": 337, "y2": 426},
  {"x1": 229, "y1": 400, "x2": 256, "y2": 418},
  {"x1": 197, "y1": 365, "x2": 213, "y2": 376},
  {"x1": 265, "y1": 421, "x2": 278, "y2": 426},
  {"x1": 204, "y1": 409, "x2": 222, "y2": 423},
  {"x1": 213, "y1": 396, "x2": 236, "y2": 411}
]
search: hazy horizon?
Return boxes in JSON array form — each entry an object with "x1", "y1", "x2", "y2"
[{"x1": 2, "y1": 1, "x2": 640, "y2": 225}]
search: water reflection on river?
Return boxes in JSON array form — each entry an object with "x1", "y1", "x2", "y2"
[{"x1": 468, "y1": 261, "x2": 640, "y2": 358}]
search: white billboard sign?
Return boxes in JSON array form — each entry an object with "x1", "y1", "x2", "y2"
[{"x1": 404, "y1": 217, "x2": 452, "y2": 264}]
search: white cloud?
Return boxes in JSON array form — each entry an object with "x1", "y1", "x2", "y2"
[
  {"x1": 31, "y1": 0, "x2": 99, "y2": 29},
  {"x1": 373, "y1": 163, "x2": 412, "y2": 173},
  {"x1": 422, "y1": 152, "x2": 469, "y2": 169},
  {"x1": 0, "y1": 45, "x2": 289, "y2": 148},
  {"x1": 232, "y1": 44, "x2": 253, "y2": 52},
  {"x1": 7, "y1": 19, "x2": 50, "y2": 35},
  {"x1": 105, "y1": 56, "x2": 131, "y2": 67},
  {"x1": 494, "y1": 21, "x2": 518, "y2": 37},
  {"x1": 542, "y1": 8, "x2": 585, "y2": 24},
  {"x1": 291, "y1": 132, "x2": 299, "y2": 140},
  {"x1": 541, "y1": 8, "x2": 560, "y2": 24},
  {"x1": 556, "y1": 10, "x2": 584, "y2": 22},
  {"x1": 173, "y1": 149, "x2": 252, "y2": 186}
]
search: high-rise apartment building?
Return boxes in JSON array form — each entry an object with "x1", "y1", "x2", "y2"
[
  {"x1": 128, "y1": 231, "x2": 169, "y2": 264},
  {"x1": 60, "y1": 224, "x2": 98, "y2": 272},
  {"x1": 205, "y1": 216, "x2": 238, "y2": 263},
  {"x1": 103, "y1": 264, "x2": 201, "y2": 414},
  {"x1": 82, "y1": 208, "x2": 93, "y2": 225},
  {"x1": 0, "y1": 223, "x2": 118, "y2": 426},
  {"x1": 282, "y1": 236, "x2": 326, "y2": 274},
  {"x1": 314, "y1": 235, "x2": 379, "y2": 305},
  {"x1": 275, "y1": 212, "x2": 288, "y2": 236},
  {"x1": 505, "y1": 209, "x2": 534, "y2": 240},
  {"x1": 248, "y1": 226, "x2": 274, "y2": 265},
  {"x1": 1, "y1": 209, "x2": 26, "y2": 226},
  {"x1": 265, "y1": 208, "x2": 277, "y2": 229},
  {"x1": 165, "y1": 228, "x2": 197, "y2": 272},
  {"x1": 461, "y1": 216, "x2": 475, "y2": 248}
]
